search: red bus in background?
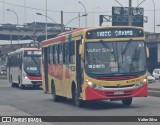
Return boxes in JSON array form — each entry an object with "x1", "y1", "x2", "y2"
[{"x1": 7, "y1": 48, "x2": 42, "y2": 89}]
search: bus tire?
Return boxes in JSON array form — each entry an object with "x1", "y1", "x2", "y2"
[
  {"x1": 51, "y1": 81, "x2": 60, "y2": 102},
  {"x1": 19, "y1": 84, "x2": 25, "y2": 89},
  {"x1": 11, "y1": 83, "x2": 16, "y2": 87},
  {"x1": 122, "y1": 98, "x2": 132, "y2": 106},
  {"x1": 72, "y1": 85, "x2": 84, "y2": 107},
  {"x1": 10, "y1": 76, "x2": 15, "y2": 87}
]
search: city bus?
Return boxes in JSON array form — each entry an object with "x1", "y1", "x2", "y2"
[
  {"x1": 41, "y1": 26, "x2": 148, "y2": 107},
  {"x1": 7, "y1": 48, "x2": 42, "y2": 89}
]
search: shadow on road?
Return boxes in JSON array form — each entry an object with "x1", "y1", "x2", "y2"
[
  {"x1": 48, "y1": 98, "x2": 140, "y2": 110},
  {"x1": 11, "y1": 86, "x2": 43, "y2": 90}
]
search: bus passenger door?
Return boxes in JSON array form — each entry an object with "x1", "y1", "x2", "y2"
[
  {"x1": 43, "y1": 47, "x2": 49, "y2": 92},
  {"x1": 76, "y1": 40, "x2": 83, "y2": 97}
]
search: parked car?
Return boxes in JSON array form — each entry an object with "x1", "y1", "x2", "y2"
[
  {"x1": 0, "y1": 64, "x2": 7, "y2": 75},
  {"x1": 147, "y1": 71, "x2": 155, "y2": 83},
  {"x1": 152, "y1": 68, "x2": 160, "y2": 80}
]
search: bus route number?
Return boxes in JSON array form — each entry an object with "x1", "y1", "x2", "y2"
[{"x1": 97, "y1": 31, "x2": 111, "y2": 37}]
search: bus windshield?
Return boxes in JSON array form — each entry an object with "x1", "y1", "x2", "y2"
[
  {"x1": 23, "y1": 56, "x2": 41, "y2": 75},
  {"x1": 85, "y1": 41, "x2": 146, "y2": 76}
]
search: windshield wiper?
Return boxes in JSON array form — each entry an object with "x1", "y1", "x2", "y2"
[{"x1": 122, "y1": 40, "x2": 132, "y2": 55}]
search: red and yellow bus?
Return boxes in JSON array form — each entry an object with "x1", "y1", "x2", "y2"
[
  {"x1": 7, "y1": 48, "x2": 42, "y2": 89},
  {"x1": 41, "y1": 26, "x2": 148, "y2": 107}
]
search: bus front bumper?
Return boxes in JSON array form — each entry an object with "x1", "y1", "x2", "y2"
[
  {"x1": 23, "y1": 79, "x2": 42, "y2": 87},
  {"x1": 85, "y1": 83, "x2": 148, "y2": 101}
]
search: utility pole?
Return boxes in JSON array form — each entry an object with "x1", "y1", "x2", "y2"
[
  {"x1": 78, "y1": 12, "x2": 81, "y2": 28},
  {"x1": 152, "y1": 0, "x2": 155, "y2": 33},
  {"x1": 61, "y1": 11, "x2": 64, "y2": 32},
  {"x1": 45, "y1": 0, "x2": 48, "y2": 40},
  {"x1": 128, "y1": 0, "x2": 132, "y2": 26},
  {"x1": 10, "y1": 31, "x2": 13, "y2": 51}
]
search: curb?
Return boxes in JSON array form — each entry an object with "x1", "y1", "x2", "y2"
[
  {"x1": 148, "y1": 90, "x2": 160, "y2": 97},
  {"x1": 0, "y1": 75, "x2": 7, "y2": 79},
  {"x1": 149, "y1": 88, "x2": 160, "y2": 91},
  {"x1": 0, "y1": 77, "x2": 7, "y2": 79}
]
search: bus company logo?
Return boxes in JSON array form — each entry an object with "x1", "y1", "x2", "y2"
[{"x1": 2, "y1": 117, "x2": 11, "y2": 122}]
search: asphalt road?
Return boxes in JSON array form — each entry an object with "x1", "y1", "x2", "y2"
[{"x1": 0, "y1": 79, "x2": 160, "y2": 125}]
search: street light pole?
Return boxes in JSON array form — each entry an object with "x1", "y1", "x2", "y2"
[
  {"x1": 65, "y1": 14, "x2": 87, "y2": 27},
  {"x1": 78, "y1": 12, "x2": 80, "y2": 28},
  {"x1": 3, "y1": 0, "x2": 4, "y2": 24},
  {"x1": 152, "y1": 0, "x2": 155, "y2": 33},
  {"x1": 78, "y1": 1, "x2": 87, "y2": 27},
  {"x1": 46, "y1": 0, "x2": 48, "y2": 40},
  {"x1": 115, "y1": 0, "x2": 123, "y2": 7},
  {"x1": 137, "y1": 0, "x2": 146, "y2": 7},
  {"x1": 36, "y1": 13, "x2": 57, "y2": 24},
  {"x1": 6, "y1": 9, "x2": 19, "y2": 50},
  {"x1": 128, "y1": 0, "x2": 132, "y2": 26},
  {"x1": 36, "y1": 12, "x2": 58, "y2": 40},
  {"x1": 24, "y1": 0, "x2": 26, "y2": 24},
  {"x1": 93, "y1": 7, "x2": 100, "y2": 26},
  {"x1": 6, "y1": 9, "x2": 19, "y2": 25}
]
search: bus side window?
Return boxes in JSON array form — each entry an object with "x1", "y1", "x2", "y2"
[
  {"x1": 54, "y1": 45, "x2": 58, "y2": 64},
  {"x1": 58, "y1": 44, "x2": 63, "y2": 64},
  {"x1": 48, "y1": 46, "x2": 50, "y2": 64},
  {"x1": 63, "y1": 43, "x2": 65, "y2": 64},
  {"x1": 69, "y1": 41, "x2": 75, "y2": 64},
  {"x1": 50, "y1": 46, "x2": 53, "y2": 64},
  {"x1": 13, "y1": 55, "x2": 16, "y2": 66},
  {"x1": 52, "y1": 45, "x2": 55, "y2": 64},
  {"x1": 19, "y1": 54, "x2": 22, "y2": 69},
  {"x1": 65, "y1": 43, "x2": 69, "y2": 64}
]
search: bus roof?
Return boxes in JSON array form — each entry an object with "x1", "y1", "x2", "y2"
[
  {"x1": 41, "y1": 26, "x2": 143, "y2": 46},
  {"x1": 41, "y1": 28, "x2": 88, "y2": 46},
  {"x1": 8, "y1": 48, "x2": 41, "y2": 55}
]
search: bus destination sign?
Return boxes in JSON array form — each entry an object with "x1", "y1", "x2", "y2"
[
  {"x1": 24, "y1": 50, "x2": 41, "y2": 56},
  {"x1": 85, "y1": 28, "x2": 144, "y2": 39}
]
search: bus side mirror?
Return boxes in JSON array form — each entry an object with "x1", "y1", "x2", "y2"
[
  {"x1": 146, "y1": 47, "x2": 149, "y2": 58},
  {"x1": 79, "y1": 44, "x2": 84, "y2": 56},
  {"x1": 79, "y1": 39, "x2": 85, "y2": 56}
]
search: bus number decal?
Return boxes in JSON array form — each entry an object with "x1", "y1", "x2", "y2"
[{"x1": 97, "y1": 31, "x2": 111, "y2": 37}]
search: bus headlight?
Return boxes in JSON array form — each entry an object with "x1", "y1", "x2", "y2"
[
  {"x1": 135, "y1": 79, "x2": 146, "y2": 88},
  {"x1": 23, "y1": 74, "x2": 28, "y2": 79},
  {"x1": 87, "y1": 81, "x2": 103, "y2": 90}
]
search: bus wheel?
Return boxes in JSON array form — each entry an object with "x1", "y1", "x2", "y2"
[
  {"x1": 19, "y1": 84, "x2": 25, "y2": 89},
  {"x1": 122, "y1": 98, "x2": 132, "y2": 106},
  {"x1": 51, "y1": 82, "x2": 60, "y2": 102},
  {"x1": 18, "y1": 78, "x2": 24, "y2": 89},
  {"x1": 11, "y1": 76, "x2": 15, "y2": 87},
  {"x1": 72, "y1": 87, "x2": 84, "y2": 107},
  {"x1": 11, "y1": 83, "x2": 16, "y2": 87}
]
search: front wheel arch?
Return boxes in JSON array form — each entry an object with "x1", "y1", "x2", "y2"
[{"x1": 71, "y1": 82, "x2": 84, "y2": 107}]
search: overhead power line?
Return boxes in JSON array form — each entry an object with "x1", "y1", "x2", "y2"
[{"x1": 0, "y1": 0, "x2": 160, "y2": 14}]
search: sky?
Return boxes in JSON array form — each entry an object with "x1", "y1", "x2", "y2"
[{"x1": 0, "y1": 0, "x2": 160, "y2": 33}]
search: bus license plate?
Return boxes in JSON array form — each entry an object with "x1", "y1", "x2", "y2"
[{"x1": 114, "y1": 91, "x2": 124, "y2": 95}]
